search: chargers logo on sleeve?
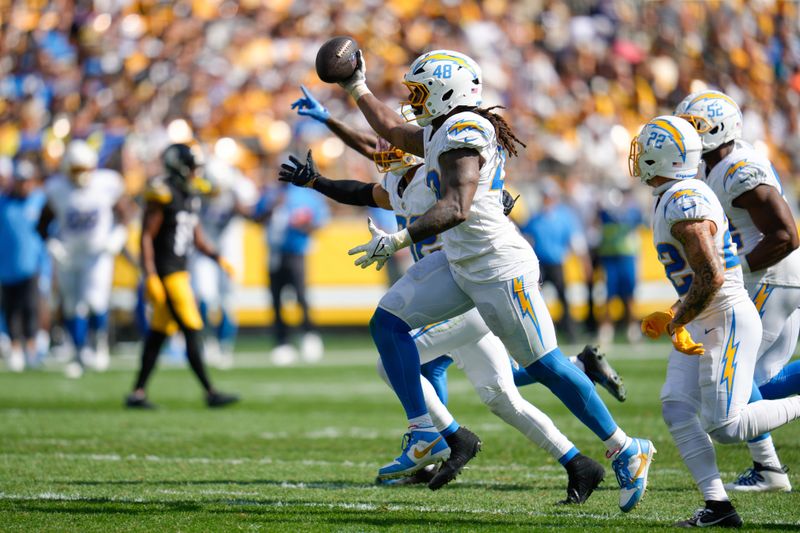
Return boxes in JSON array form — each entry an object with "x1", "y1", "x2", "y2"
[
  {"x1": 667, "y1": 189, "x2": 707, "y2": 209},
  {"x1": 650, "y1": 118, "x2": 686, "y2": 162},
  {"x1": 448, "y1": 120, "x2": 485, "y2": 136},
  {"x1": 723, "y1": 160, "x2": 750, "y2": 188}
]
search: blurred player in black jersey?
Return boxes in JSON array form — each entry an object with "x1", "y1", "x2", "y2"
[{"x1": 126, "y1": 144, "x2": 239, "y2": 409}]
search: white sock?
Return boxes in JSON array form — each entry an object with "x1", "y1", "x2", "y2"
[
  {"x1": 663, "y1": 401, "x2": 728, "y2": 502},
  {"x1": 603, "y1": 427, "x2": 629, "y2": 454},
  {"x1": 747, "y1": 436, "x2": 782, "y2": 468},
  {"x1": 570, "y1": 355, "x2": 584, "y2": 373},
  {"x1": 408, "y1": 414, "x2": 434, "y2": 429},
  {"x1": 420, "y1": 375, "x2": 454, "y2": 433}
]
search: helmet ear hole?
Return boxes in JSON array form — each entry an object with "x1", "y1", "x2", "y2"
[
  {"x1": 644, "y1": 160, "x2": 655, "y2": 165},
  {"x1": 709, "y1": 125, "x2": 719, "y2": 134},
  {"x1": 442, "y1": 89, "x2": 453, "y2": 101}
]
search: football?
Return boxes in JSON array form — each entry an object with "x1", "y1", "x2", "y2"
[{"x1": 315, "y1": 36, "x2": 359, "y2": 83}]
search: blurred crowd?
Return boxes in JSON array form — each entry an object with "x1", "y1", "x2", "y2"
[{"x1": 1, "y1": 0, "x2": 799, "y2": 344}]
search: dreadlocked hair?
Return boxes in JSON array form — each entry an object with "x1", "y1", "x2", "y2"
[{"x1": 472, "y1": 106, "x2": 527, "y2": 157}]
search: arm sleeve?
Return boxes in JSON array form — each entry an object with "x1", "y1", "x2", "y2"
[{"x1": 312, "y1": 176, "x2": 378, "y2": 207}]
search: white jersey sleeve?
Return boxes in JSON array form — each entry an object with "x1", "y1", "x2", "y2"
[
  {"x1": 663, "y1": 187, "x2": 717, "y2": 228},
  {"x1": 723, "y1": 159, "x2": 773, "y2": 199}
]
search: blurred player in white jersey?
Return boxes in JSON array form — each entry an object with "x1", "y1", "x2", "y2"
[
  {"x1": 675, "y1": 90, "x2": 800, "y2": 493},
  {"x1": 38, "y1": 140, "x2": 131, "y2": 378},
  {"x1": 338, "y1": 50, "x2": 652, "y2": 513},
  {"x1": 633, "y1": 115, "x2": 800, "y2": 527},
  {"x1": 282, "y1": 87, "x2": 632, "y2": 499},
  {"x1": 189, "y1": 158, "x2": 257, "y2": 369}
]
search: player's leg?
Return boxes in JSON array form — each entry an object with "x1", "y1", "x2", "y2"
[
  {"x1": 697, "y1": 304, "x2": 800, "y2": 445},
  {"x1": 290, "y1": 253, "x2": 323, "y2": 363},
  {"x1": 412, "y1": 308, "x2": 490, "y2": 403},
  {"x1": 19, "y1": 277, "x2": 39, "y2": 369},
  {"x1": 660, "y1": 347, "x2": 742, "y2": 526},
  {"x1": 85, "y1": 253, "x2": 114, "y2": 372},
  {"x1": 455, "y1": 268, "x2": 653, "y2": 512},
  {"x1": 726, "y1": 288, "x2": 800, "y2": 492},
  {"x1": 58, "y1": 262, "x2": 90, "y2": 371},
  {"x1": 375, "y1": 356, "x2": 459, "y2": 486},
  {"x1": 511, "y1": 345, "x2": 627, "y2": 402},
  {"x1": 217, "y1": 269, "x2": 238, "y2": 368},
  {"x1": 162, "y1": 271, "x2": 238, "y2": 407},
  {"x1": 191, "y1": 254, "x2": 222, "y2": 366},
  {"x1": 447, "y1": 332, "x2": 605, "y2": 502},
  {"x1": 127, "y1": 275, "x2": 176, "y2": 408},
  {"x1": 371, "y1": 251, "x2": 475, "y2": 479},
  {"x1": 269, "y1": 255, "x2": 296, "y2": 365},
  {"x1": 1, "y1": 282, "x2": 25, "y2": 372}
]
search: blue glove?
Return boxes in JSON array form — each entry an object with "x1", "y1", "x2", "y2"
[{"x1": 290, "y1": 85, "x2": 330, "y2": 122}]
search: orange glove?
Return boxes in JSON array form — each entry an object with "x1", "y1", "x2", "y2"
[
  {"x1": 218, "y1": 257, "x2": 236, "y2": 279},
  {"x1": 145, "y1": 274, "x2": 166, "y2": 304},
  {"x1": 641, "y1": 310, "x2": 674, "y2": 339},
  {"x1": 669, "y1": 324, "x2": 705, "y2": 356}
]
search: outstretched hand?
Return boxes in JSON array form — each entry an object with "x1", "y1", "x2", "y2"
[
  {"x1": 279, "y1": 150, "x2": 320, "y2": 188},
  {"x1": 290, "y1": 86, "x2": 330, "y2": 122}
]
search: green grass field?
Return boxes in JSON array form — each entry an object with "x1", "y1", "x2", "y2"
[{"x1": 1, "y1": 335, "x2": 800, "y2": 531}]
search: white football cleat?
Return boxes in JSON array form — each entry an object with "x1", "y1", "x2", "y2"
[
  {"x1": 271, "y1": 344, "x2": 298, "y2": 366},
  {"x1": 7, "y1": 348, "x2": 25, "y2": 373},
  {"x1": 300, "y1": 332, "x2": 324, "y2": 363},
  {"x1": 64, "y1": 361, "x2": 84, "y2": 379},
  {"x1": 725, "y1": 462, "x2": 792, "y2": 492}
]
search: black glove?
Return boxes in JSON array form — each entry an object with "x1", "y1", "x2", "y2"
[
  {"x1": 279, "y1": 150, "x2": 320, "y2": 187},
  {"x1": 502, "y1": 189, "x2": 519, "y2": 216}
]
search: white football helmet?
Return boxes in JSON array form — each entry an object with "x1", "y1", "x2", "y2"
[
  {"x1": 674, "y1": 90, "x2": 742, "y2": 153},
  {"x1": 63, "y1": 140, "x2": 98, "y2": 187},
  {"x1": 203, "y1": 157, "x2": 235, "y2": 195},
  {"x1": 373, "y1": 106, "x2": 423, "y2": 173},
  {"x1": 629, "y1": 115, "x2": 702, "y2": 183},
  {"x1": 402, "y1": 50, "x2": 482, "y2": 127}
]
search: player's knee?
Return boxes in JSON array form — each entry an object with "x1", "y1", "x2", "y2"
[
  {"x1": 707, "y1": 421, "x2": 742, "y2": 444},
  {"x1": 661, "y1": 400, "x2": 696, "y2": 429},
  {"x1": 369, "y1": 307, "x2": 410, "y2": 340}
]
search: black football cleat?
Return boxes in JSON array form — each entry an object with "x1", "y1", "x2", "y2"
[
  {"x1": 559, "y1": 453, "x2": 606, "y2": 504},
  {"x1": 206, "y1": 391, "x2": 240, "y2": 408},
  {"x1": 676, "y1": 502, "x2": 743, "y2": 528},
  {"x1": 428, "y1": 427, "x2": 482, "y2": 491},
  {"x1": 376, "y1": 464, "x2": 438, "y2": 486},
  {"x1": 578, "y1": 345, "x2": 627, "y2": 402},
  {"x1": 125, "y1": 393, "x2": 157, "y2": 410}
]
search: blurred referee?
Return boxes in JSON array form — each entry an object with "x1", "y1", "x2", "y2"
[{"x1": 0, "y1": 161, "x2": 46, "y2": 372}]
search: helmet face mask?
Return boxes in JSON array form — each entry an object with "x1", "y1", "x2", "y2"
[
  {"x1": 629, "y1": 115, "x2": 702, "y2": 184},
  {"x1": 674, "y1": 91, "x2": 742, "y2": 153},
  {"x1": 372, "y1": 135, "x2": 421, "y2": 173},
  {"x1": 402, "y1": 50, "x2": 482, "y2": 127}
]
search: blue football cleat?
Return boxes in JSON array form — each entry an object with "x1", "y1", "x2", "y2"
[
  {"x1": 377, "y1": 426, "x2": 451, "y2": 480},
  {"x1": 611, "y1": 437, "x2": 656, "y2": 512}
]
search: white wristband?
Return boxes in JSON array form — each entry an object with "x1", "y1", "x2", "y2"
[
  {"x1": 348, "y1": 83, "x2": 372, "y2": 101},
  {"x1": 390, "y1": 228, "x2": 412, "y2": 250}
]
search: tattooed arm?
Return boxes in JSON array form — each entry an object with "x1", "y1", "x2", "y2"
[
  {"x1": 669, "y1": 220, "x2": 725, "y2": 331},
  {"x1": 406, "y1": 148, "x2": 479, "y2": 242}
]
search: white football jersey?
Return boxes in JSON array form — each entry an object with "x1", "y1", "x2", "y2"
[
  {"x1": 45, "y1": 169, "x2": 124, "y2": 256},
  {"x1": 423, "y1": 111, "x2": 535, "y2": 282},
  {"x1": 702, "y1": 140, "x2": 800, "y2": 287},
  {"x1": 652, "y1": 179, "x2": 749, "y2": 319},
  {"x1": 382, "y1": 166, "x2": 442, "y2": 262},
  {"x1": 200, "y1": 176, "x2": 258, "y2": 244}
]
